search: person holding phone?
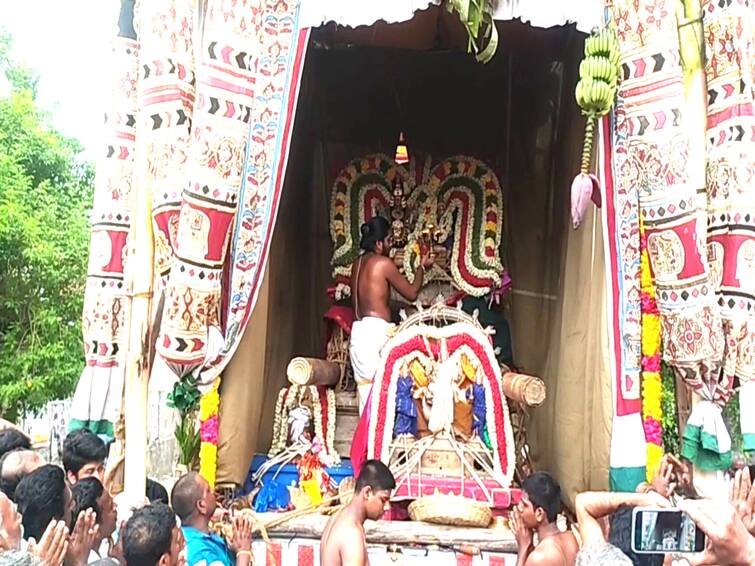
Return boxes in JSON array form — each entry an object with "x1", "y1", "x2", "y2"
[{"x1": 575, "y1": 491, "x2": 668, "y2": 566}]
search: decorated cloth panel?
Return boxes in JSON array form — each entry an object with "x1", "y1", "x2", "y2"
[
  {"x1": 156, "y1": 0, "x2": 309, "y2": 385},
  {"x1": 612, "y1": 0, "x2": 723, "y2": 395},
  {"x1": 70, "y1": 0, "x2": 140, "y2": 437}
]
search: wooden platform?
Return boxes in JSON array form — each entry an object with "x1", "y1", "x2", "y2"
[{"x1": 256, "y1": 512, "x2": 518, "y2": 553}]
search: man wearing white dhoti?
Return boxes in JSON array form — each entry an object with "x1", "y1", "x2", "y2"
[{"x1": 350, "y1": 216, "x2": 433, "y2": 412}]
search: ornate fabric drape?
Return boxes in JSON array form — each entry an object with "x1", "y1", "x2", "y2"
[
  {"x1": 70, "y1": 0, "x2": 139, "y2": 436},
  {"x1": 73, "y1": 0, "x2": 309, "y2": 436},
  {"x1": 608, "y1": 0, "x2": 754, "y2": 474}
]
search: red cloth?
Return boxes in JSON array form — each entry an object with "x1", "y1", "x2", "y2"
[
  {"x1": 349, "y1": 389, "x2": 372, "y2": 476},
  {"x1": 323, "y1": 305, "x2": 354, "y2": 335}
]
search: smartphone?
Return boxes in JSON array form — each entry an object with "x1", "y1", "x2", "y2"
[{"x1": 631, "y1": 507, "x2": 706, "y2": 554}]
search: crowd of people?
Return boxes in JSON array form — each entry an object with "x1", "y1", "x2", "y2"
[
  {"x1": 2, "y1": 421, "x2": 755, "y2": 566},
  {"x1": 0, "y1": 425, "x2": 257, "y2": 566}
]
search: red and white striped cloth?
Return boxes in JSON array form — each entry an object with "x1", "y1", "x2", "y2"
[{"x1": 252, "y1": 537, "x2": 516, "y2": 565}]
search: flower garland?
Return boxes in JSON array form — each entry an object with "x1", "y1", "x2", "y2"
[
  {"x1": 368, "y1": 321, "x2": 515, "y2": 487},
  {"x1": 269, "y1": 387, "x2": 290, "y2": 456},
  {"x1": 640, "y1": 225, "x2": 663, "y2": 482},
  {"x1": 329, "y1": 154, "x2": 399, "y2": 278},
  {"x1": 325, "y1": 388, "x2": 339, "y2": 464},
  {"x1": 428, "y1": 157, "x2": 505, "y2": 297},
  {"x1": 199, "y1": 378, "x2": 221, "y2": 488}
]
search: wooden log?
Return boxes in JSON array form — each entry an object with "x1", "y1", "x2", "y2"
[
  {"x1": 287, "y1": 357, "x2": 341, "y2": 387},
  {"x1": 254, "y1": 512, "x2": 518, "y2": 553},
  {"x1": 501, "y1": 372, "x2": 546, "y2": 407}
]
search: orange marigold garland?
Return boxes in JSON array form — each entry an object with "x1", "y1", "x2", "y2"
[
  {"x1": 640, "y1": 225, "x2": 663, "y2": 481},
  {"x1": 199, "y1": 378, "x2": 221, "y2": 488}
]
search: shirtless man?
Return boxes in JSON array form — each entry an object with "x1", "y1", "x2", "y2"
[
  {"x1": 320, "y1": 460, "x2": 395, "y2": 566},
  {"x1": 349, "y1": 216, "x2": 433, "y2": 412},
  {"x1": 510, "y1": 472, "x2": 579, "y2": 566}
]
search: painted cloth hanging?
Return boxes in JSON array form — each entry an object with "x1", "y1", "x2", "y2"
[
  {"x1": 601, "y1": 111, "x2": 648, "y2": 491},
  {"x1": 702, "y1": 0, "x2": 755, "y2": 397},
  {"x1": 70, "y1": 0, "x2": 139, "y2": 437},
  {"x1": 612, "y1": 0, "x2": 725, "y2": 407},
  {"x1": 137, "y1": 0, "x2": 197, "y2": 294},
  {"x1": 156, "y1": 0, "x2": 309, "y2": 386}
]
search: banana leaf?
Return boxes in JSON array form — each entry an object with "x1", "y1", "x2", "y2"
[{"x1": 445, "y1": 0, "x2": 499, "y2": 63}]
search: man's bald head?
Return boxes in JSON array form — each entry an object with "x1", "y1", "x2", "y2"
[
  {"x1": 0, "y1": 449, "x2": 44, "y2": 500},
  {"x1": 170, "y1": 472, "x2": 205, "y2": 522}
]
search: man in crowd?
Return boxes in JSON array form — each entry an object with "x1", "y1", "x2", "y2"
[
  {"x1": 320, "y1": 459, "x2": 396, "y2": 566},
  {"x1": 171, "y1": 472, "x2": 253, "y2": 566},
  {"x1": 510, "y1": 471, "x2": 579, "y2": 566},
  {"x1": 71, "y1": 477, "x2": 118, "y2": 563},
  {"x1": 63, "y1": 429, "x2": 107, "y2": 485},
  {"x1": 121, "y1": 503, "x2": 185, "y2": 566},
  {"x1": 0, "y1": 448, "x2": 44, "y2": 500},
  {"x1": 15, "y1": 465, "x2": 74, "y2": 543}
]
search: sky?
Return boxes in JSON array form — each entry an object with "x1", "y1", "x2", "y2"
[{"x1": 0, "y1": 1, "x2": 119, "y2": 159}]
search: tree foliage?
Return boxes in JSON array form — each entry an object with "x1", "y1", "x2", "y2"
[{"x1": 0, "y1": 31, "x2": 93, "y2": 419}]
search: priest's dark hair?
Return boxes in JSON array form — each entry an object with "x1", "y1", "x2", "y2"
[
  {"x1": 359, "y1": 216, "x2": 390, "y2": 252},
  {"x1": 355, "y1": 459, "x2": 395, "y2": 493},
  {"x1": 522, "y1": 471, "x2": 561, "y2": 523}
]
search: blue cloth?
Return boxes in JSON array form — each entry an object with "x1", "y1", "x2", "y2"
[
  {"x1": 472, "y1": 383, "x2": 486, "y2": 438},
  {"x1": 182, "y1": 526, "x2": 235, "y2": 566},
  {"x1": 253, "y1": 478, "x2": 290, "y2": 512},
  {"x1": 394, "y1": 376, "x2": 418, "y2": 437}
]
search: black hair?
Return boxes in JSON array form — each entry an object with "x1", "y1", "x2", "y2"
[
  {"x1": 359, "y1": 216, "x2": 390, "y2": 252},
  {"x1": 522, "y1": 471, "x2": 561, "y2": 523},
  {"x1": 0, "y1": 429, "x2": 31, "y2": 457},
  {"x1": 147, "y1": 478, "x2": 169, "y2": 504},
  {"x1": 122, "y1": 503, "x2": 176, "y2": 566},
  {"x1": 0, "y1": 449, "x2": 40, "y2": 501},
  {"x1": 609, "y1": 506, "x2": 664, "y2": 566},
  {"x1": 170, "y1": 472, "x2": 203, "y2": 522},
  {"x1": 71, "y1": 477, "x2": 105, "y2": 529},
  {"x1": 355, "y1": 459, "x2": 396, "y2": 493},
  {"x1": 62, "y1": 428, "x2": 107, "y2": 476},
  {"x1": 15, "y1": 464, "x2": 67, "y2": 540}
]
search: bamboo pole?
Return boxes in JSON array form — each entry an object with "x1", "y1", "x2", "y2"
[
  {"x1": 121, "y1": 143, "x2": 155, "y2": 505},
  {"x1": 677, "y1": 0, "x2": 707, "y2": 201}
]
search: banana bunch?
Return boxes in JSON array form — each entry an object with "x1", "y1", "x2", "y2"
[
  {"x1": 571, "y1": 26, "x2": 622, "y2": 230},
  {"x1": 575, "y1": 27, "x2": 620, "y2": 117}
]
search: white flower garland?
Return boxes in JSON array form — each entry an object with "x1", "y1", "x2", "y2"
[
  {"x1": 268, "y1": 388, "x2": 289, "y2": 456},
  {"x1": 325, "y1": 388, "x2": 340, "y2": 465}
]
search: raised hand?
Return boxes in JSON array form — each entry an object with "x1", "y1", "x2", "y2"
[
  {"x1": 679, "y1": 498, "x2": 755, "y2": 566},
  {"x1": 730, "y1": 467, "x2": 755, "y2": 536},
  {"x1": 0, "y1": 492, "x2": 22, "y2": 551},
  {"x1": 65, "y1": 508, "x2": 100, "y2": 566},
  {"x1": 509, "y1": 507, "x2": 533, "y2": 551},
  {"x1": 230, "y1": 513, "x2": 253, "y2": 554},
  {"x1": 651, "y1": 454, "x2": 677, "y2": 498},
  {"x1": 28, "y1": 520, "x2": 69, "y2": 566}
]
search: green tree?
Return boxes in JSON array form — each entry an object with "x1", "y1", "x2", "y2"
[{"x1": 0, "y1": 31, "x2": 93, "y2": 419}]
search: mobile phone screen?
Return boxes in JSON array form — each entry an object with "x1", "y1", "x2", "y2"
[{"x1": 632, "y1": 508, "x2": 706, "y2": 554}]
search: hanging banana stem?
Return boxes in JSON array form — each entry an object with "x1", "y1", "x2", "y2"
[{"x1": 580, "y1": 115, "x2": 596, "y2": 174}]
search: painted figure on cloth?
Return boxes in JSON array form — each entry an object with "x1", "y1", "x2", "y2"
[
  {"x1": 349, "y1": 216, "x2": 433, "y2": 412},
  {"x1": 320, "y1": 460, "x2": 395, "y2": 566}
]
